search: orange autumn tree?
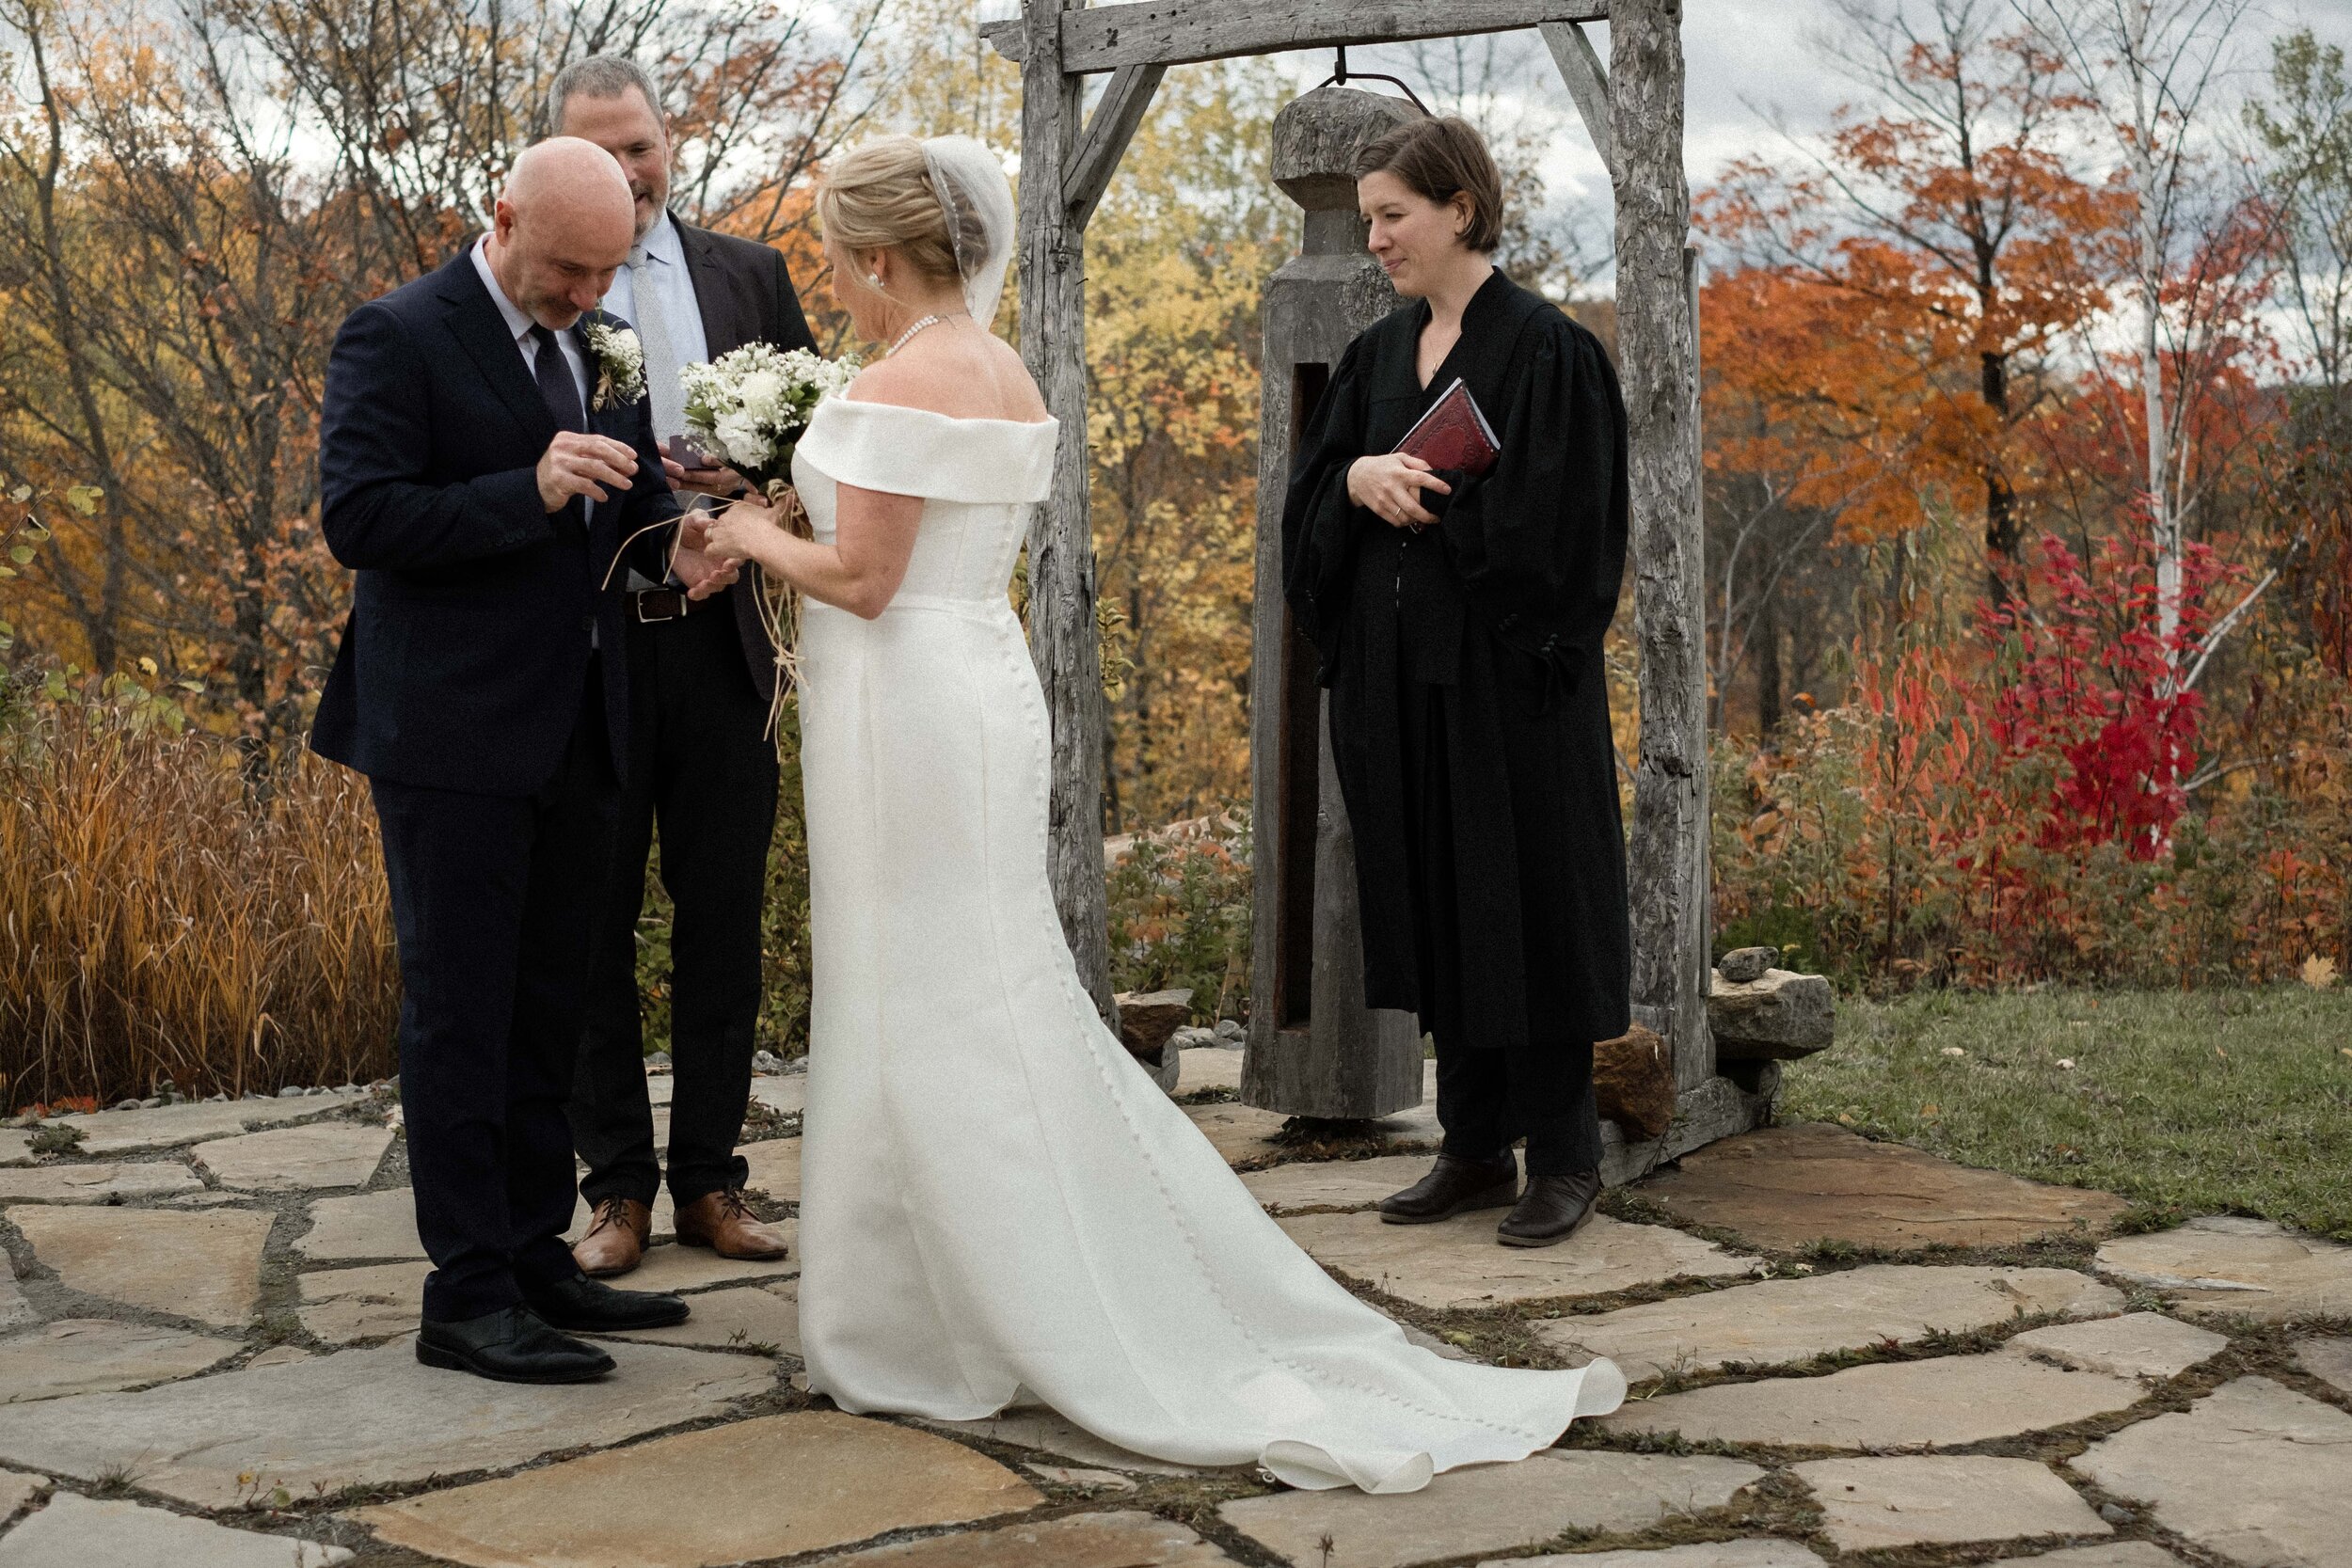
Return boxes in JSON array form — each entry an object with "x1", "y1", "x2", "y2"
[{"x1": 1699, "y1": 0, "x2": 2118, "y2": 605}]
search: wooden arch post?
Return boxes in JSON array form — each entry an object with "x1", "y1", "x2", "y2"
[{"x1": 991, "y1": 0, "x2": 1770, "y2": 1161}]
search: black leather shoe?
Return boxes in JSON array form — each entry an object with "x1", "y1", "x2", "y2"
[
  {"x1": 1378, "y1": 1152, "x2": 1519, "y2": 1225},
  {"x1": 1497, "y1": 1170, "x2": 1603, "y2": 1248},
  {"x1": 415, "y1": 1306, "x2": 614, "y2": 1384},
  {"x1": 523, "y1": 1270, "x2": 691, "y2": 1332}
]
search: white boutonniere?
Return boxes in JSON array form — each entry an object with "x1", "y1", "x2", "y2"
[{"x1": 583, "y1": 321, "x2": 646, "y2": 411}]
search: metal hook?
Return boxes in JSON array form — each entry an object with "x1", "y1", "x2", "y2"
[{"x1": 1312, "y1": 45, "x2": 1430, "y2": 115}]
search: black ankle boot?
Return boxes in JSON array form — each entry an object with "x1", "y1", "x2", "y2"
[
  {"x1": 1496, "y1": 1169, "x2": 1602, "y2": 1247},
  {"x1": 1377, "y1": 1152, "x2": 1519, "y2": 1225}
]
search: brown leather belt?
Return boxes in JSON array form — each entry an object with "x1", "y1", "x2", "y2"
[{"x1": 629, "y1": 586, "x2": 693, "y2": 623}]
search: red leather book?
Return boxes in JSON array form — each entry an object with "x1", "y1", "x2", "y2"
[{"x1": 1392, "y1": 376, "x2": 1502, "y2": 478}]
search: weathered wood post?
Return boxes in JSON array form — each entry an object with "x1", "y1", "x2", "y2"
[
  {"x1": 1242, "y1": 86, "x2": 1425, "y2": 1122},
  {"x1": 1017, "y1": 0, "x2": 1117, "y2": 1022},
  {"x1": 1613, "y1": 0, "x2": 1714, "y2": 1093}
]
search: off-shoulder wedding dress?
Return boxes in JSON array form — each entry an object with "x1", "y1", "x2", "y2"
[{"x1": 788, "y1": 394, "x2": 1625, "y2": 1495}]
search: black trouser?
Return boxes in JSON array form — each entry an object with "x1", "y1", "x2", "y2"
[
  {"x1": 571, "y1": 596, "x2": 779, "y2": 1211},
  {"x1": 372, "y1": 662, "x2": 618, "y2": 1323},
  {"x1": 1399, "y1": 679, "x2": 1605, "y2": 1179}
]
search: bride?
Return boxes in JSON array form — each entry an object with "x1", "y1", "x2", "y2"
[{"x1": 699, "y1": 135, "x2": 1624, "y2": 1495}]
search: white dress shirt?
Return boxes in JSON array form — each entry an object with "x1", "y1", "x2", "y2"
[
  {"x1": 470, "y1": 236, "x2": 590, "y2": 411},
  {"x1": 601, "y1": 211, "x2": 711, "y2": 372}
]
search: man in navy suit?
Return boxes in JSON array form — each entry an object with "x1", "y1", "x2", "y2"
[{"x1": 312, "y1": 137, "x2": 737, "y2": 1383}]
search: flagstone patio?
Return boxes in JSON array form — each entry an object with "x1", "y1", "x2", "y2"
[{"x1": 0, "y1": 1050, "x2": 2344, "y2": 1567}]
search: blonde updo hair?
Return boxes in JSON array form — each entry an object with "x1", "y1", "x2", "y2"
[{"x1": 817, "y1": 135, "x2": 972, "y2": 290}]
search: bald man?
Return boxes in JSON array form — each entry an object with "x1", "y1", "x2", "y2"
[{"x1": 313, "y1": 137, "x2": 731, "y2": 1383}]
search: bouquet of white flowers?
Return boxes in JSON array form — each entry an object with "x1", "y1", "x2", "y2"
[
  {"x1": 676, "y1": 342, "x2": 858, "y2": 732},
  {"x1": 678, "y1": 343, "x2": 859, "y2": 503}
]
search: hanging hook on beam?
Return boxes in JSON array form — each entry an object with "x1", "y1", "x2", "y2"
[{"x1": 1311, "y1": 45, "x2": 1430, "y2": 115}]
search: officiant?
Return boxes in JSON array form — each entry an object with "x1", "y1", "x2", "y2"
[
  {"x1": 548, "y1": 56, "x2": 813, "y2": 1275},
  {"x1": 1280, "y1": 115, "x2": 1630, "y2": 1248}
]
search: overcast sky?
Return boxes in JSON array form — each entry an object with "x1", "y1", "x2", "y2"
[{"x1": 1246, "y1": 0, "x2": 2352, "y2": 209}]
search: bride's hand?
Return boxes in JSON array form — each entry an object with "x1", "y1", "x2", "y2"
[{"x1": 701, "y1": 498, "x2": 784, "y2": 564}]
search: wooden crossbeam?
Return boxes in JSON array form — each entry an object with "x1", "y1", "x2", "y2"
[
  {"x1": 985, "y1": 0, "x2": 1611, "y2": 73},
  {"x1": 1065, "y1": 62, "x2": 1168, "y2": 228}
]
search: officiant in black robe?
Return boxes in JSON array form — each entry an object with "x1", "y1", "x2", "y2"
[{"x1": 1281, "y1": 116, "x2": 1630, "y2": 1247}]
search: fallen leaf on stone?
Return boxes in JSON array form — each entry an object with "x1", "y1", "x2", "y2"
[
  {"x1": 2057, "y1": 1058, "x2": 2076, "y2": 1069},
  {"x1": 1941, "y1": 1047, "x2": 1966, "y2": 1057}
]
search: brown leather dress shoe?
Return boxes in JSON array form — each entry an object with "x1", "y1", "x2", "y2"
[
  {"x1": 571, "y1": 1196, "x2": 651, "y2": 1278},
  {"x1": 675, "y1": 1188, "x2": 790, "y2": 1260}
]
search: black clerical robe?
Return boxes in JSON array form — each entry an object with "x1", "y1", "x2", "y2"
[{"x1": 1281, "y1": 269, "x2": 1631, "y2": 1056}]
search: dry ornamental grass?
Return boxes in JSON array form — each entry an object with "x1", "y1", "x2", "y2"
[{"x1": 0, "y1": 692, "x2": 397, "y2": 1109}]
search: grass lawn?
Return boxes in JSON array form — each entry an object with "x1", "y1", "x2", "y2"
[{"x1": 1778, "y1": 986, "x2": 2352, "y2": 1241}]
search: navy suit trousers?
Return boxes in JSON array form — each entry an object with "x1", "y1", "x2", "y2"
[{"x1": 372, "y1": 662, "x2": 620, "y2": 1322}]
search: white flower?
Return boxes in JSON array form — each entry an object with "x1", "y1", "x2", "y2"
[
  {"x1": 583, "y1": 322, "x2": 647, "y2": 410},
  {"x1": 713, "y1": 412, "x2": 772, "y2": 469}
]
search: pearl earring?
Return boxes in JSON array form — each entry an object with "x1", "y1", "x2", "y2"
[{"x1": 866, "y1": 273, "x2": 884, "y2": 290}]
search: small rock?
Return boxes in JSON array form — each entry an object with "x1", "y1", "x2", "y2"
[
  {"x1": 112, "y1": 1100, "x2": 141, "y2": 1112},
  {"x1": 752, "y1": 1051, "x2": 787, "y2": 1075},
  {"x1": 1113, "y1": 989, "x2": 1194, "y2": 1065},
  {"x1": 1214, "y1": 1019, "x2": 1245, "y2": 1044},
  {"x1": 1708, "y1": 968, "x2": 1836, "y2": 1061},
  {"x1": 1169, "y1": 1025, "x2": 1219, "y2": 1052},
  {"x1": 205, "y1": 1093, "x2": 229, "y2": 1103},
  {"x1": 2100, "y1": 1502, "x2": 2136, "y2": 1524},
  {"x1": 276, "y1": 1086, "x2": 305, "y2": 1099},
  {"x1": 241, "y1": 1091, "x2": 267, "y2": 1101},
  {"x1": 1716, "y1": 945, "x2": 1776, "y2": 983},
  {"x1": 1593, "y1": 1023, "x2": 1674, "y2": 1139},
  {"x1": 645, "y1": 1051, "x2": 673, "y2": 1070},
  {"x1": 137, "y1": 1097, "x2": 164, "y2": 1110}
]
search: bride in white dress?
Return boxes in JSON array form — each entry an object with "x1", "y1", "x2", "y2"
[{"x1": 701, "y1": 135, "x2": 1624, "y2": 1495}]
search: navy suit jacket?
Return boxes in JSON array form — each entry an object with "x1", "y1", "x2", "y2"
[{"x1": 310, "y1": 250, "x2": 681, "y2": 797}]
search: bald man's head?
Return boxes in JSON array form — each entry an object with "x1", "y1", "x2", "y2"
[{"x1": 486, "y1": 136, "x2": 636, "y2": 330}]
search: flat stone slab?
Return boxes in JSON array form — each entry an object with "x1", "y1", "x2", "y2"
[
  {"x1": 596, "y1": 1281, "x2": 799, "y2": 1355},
  {"x1": 0, "y1": 1133, "x2": 30, "y2": 1168},
  {"x1": 354, "y1": 1410, "x2": 1040, "y2": 1568},
  {"x1": 1178, "y1": 1048, "x2": 1244, "y2": 1094},
  {"x1": 1240, "y1": 1156, "x2": 1430, "y2": 1213},
  {"x1": 752, "y1": 1074, "x2": 806, "y2": 1117},
  {"x1": 2295, "y1": 1335, "x2": 2352, "y2": 1394},
  {"x1": 807, "y1": 1511, "x2": 1239, "y2": 1567},
  {"x1": 1632, "y1": 1123, "x2": 2129, "y2": 1251},
  {"x1": 0, "y1": 1491, "x2": 351, "y2": 1567},
  {"x1": 1536, "y1": 1264, "x2": 2121, "y2": 1379},
  {"x1": 628, "y1": 1233, "x2": 796, "y2": 1292},
  {"x1": 38, "y1": 1092, "x2": 368, "y2": 1156},
  {"x1": 739, "y1": 1136, "x2": 800, "y2": 1202},
  {"x1": 193, "y1": 1123, "x2": 392, "y2": 1192},
  {"x1": 1278, "y1": 1211, "x2": 1750, "y2": 1310},
  {"x1": 295, "y1": 1188, "x2": 423, "y2": 1261},
  {"x1": 0, "y1": 1162, "x2": 201, "y2": 1204},
  {"x1": 0, "y1": 1319, "x2": 239, "y2": 1403},
  {"x1": 0, "y1": 1338, "x2": 770, "y2": 1510},
  {"x1": 1218, "y1": 1450, "x2": 1763, "y2": 1568},
  {"x1": 1485, "y1": 1545, "x2": 1825, "y2": 1568},
  {"x1": 2007, "y1": 1311, "x2": 2227, "y2": 1382},
  {"x1": 1184, "y1": 1063, "x2": 1440, "y2": 1168},
  {"x1": 1793, "y1": 1455, "x2": 2110, "y2": 1551},
  {"x1": 1603, "y1": 1348, "x2": 2145, "y2": 1449},
  {"x1": 8, "y1": 1206, "x2": 270, "y2": 1327},
  {"x1": 0, "y1": 1474, "x2": 38, "y2": 1522},
  {"x1": 297, "y1": 1261, "x2": 428, "y2": 1344},
  {"x1": 920, "y1": 1406, "x2": 1210, "y2": 1477},
  {"x1": 2096, "y1": 1216, "x2": 2352, "y2": 1321},
  {"x1": 2072, "y1": 1376, "x2": 2352, "y2": 1565}
]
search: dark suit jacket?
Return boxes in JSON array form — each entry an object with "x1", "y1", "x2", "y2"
[
  {"x1": 310, "y1": 249, "x2": 682, "y2": 797},
  {"x1": 667, "y1": 216, "x2": 817, "y2": 707}
]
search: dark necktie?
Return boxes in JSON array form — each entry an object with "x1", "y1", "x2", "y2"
[{"x1": 529, "y1": 324, "x2": 585, "y2": 434}]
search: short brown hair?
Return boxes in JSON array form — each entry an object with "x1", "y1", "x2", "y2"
[{"x1": 1353, "y1": 116, "x2": 1504, "y2": 253}]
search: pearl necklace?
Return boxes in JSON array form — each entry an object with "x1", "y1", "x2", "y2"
[{"x1": 887, "y1": 313, "x2": 946, "y2": 356}]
